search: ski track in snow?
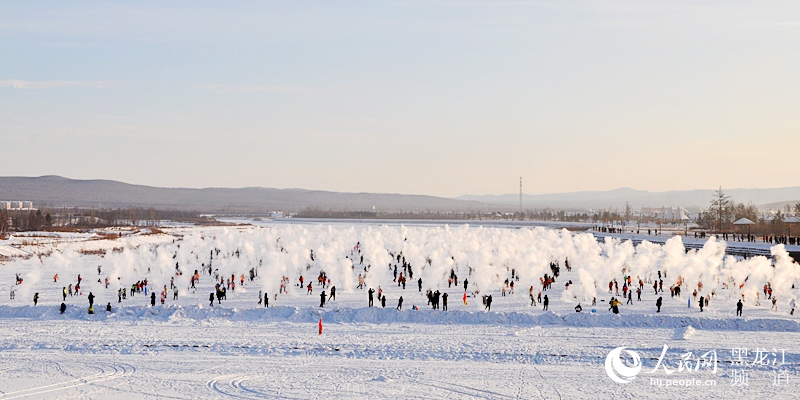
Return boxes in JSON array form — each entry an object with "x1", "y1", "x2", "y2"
[{"x1": 0, "y1": 361, "x2": 133, "y2": 399}]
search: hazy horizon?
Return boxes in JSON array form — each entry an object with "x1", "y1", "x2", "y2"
[
  {"x1": 2, "y1": 1, "x2": 798, "y2": 197},
  {"x1": 5, "y1": 175, "x2": 800, "y2": 200}
]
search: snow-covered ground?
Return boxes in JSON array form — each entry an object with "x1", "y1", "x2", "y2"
[{"x1": 0, "y1": 223, "x2": 798, "y2": 399}]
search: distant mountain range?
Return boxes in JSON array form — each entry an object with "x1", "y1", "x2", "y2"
[
  {"x1": 2, "y1": 176, "x2": 799, "y2": 213},
  {"x1": 458, "y1": 187, "x2": 800, "y2": 210},
  {"x1": 0, "y1": 176, "x2": 485, "y2": 213}
]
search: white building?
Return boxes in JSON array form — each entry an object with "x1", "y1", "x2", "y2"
[{"x1": 0, "y1": 201, "x2": 37, "y2": 211}]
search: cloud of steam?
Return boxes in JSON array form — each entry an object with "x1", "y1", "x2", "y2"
[{"x1": 7, "y1": 224, "x2": 800, "y2": 308}]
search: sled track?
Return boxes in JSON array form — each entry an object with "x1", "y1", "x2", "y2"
[
  {"x1": 412, "y1": 377, "x2": 513, "y2": 400},
  {"x1": 207, "y1": 374, "x2": 266, "y2": 399},
  {"x1": 0, "y1": 361, "x2": 134, "y2": 399}
]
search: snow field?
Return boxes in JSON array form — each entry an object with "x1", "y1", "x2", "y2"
[{"x1": 0, "y1": 222, "x2": 799, "y2": 399}]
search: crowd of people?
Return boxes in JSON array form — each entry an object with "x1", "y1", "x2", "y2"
[{"x1": 8, "y1": 238, "x2": 800, "y2": 320}]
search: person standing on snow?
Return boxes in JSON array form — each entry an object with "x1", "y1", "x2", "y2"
[
  {"x1": 88, "y1": 292, "x2": 95, "y2": 307},
  {"x1": 442, "y1": 293, "x2": 448, "y2": 311},
  {"x1": 485, "y1": 295, "x2": 492, "y2": 311},
  {"x1": 33, "y1": 293, "x2": 39, "y2": 306},
  {"x1": 418, "y1": 278, "x2": 422, "y2": 292},
  {"x1": 209, "y1": 293, "x2": 215, "y2": 307},
  {"x1": 396, "y1": 296, "x2": 403, "y2": 310},
  {"x1": 543, "y1": 295, "x2": 549, "y2": 311},
  {"x1": 150, "y1": 292, "x2": 156, "y2": 306},
  {"x1": 656, "y1": 297, "x2": 663, "y2": 313},
  {"x1": 609, "y1": 297, "x2": 619, "y2": 314},
  {"x1": 790, "y1": 298, "x2": 796, "y2": 315},
  {"x1": 736, "y1": 299, "x2": 743, "y2": 316},
  {"x1": 330, "y1": 286, "x2": 336, "y2": 301},
  {"x1": 320, "y1": 290, "x2": 327, "y2": 308},
  {"x1": 368, "y1": 288, "x2": 375, "y2": 307}
]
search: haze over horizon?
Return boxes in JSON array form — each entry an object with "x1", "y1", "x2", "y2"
[
  {"x1": 5, "y1": 175, "x2": 800, "y2": 203},
  {"x1": 2, "y1": 1, "x2": 798, "y2": 197}
]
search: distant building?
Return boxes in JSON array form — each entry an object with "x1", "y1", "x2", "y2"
[
  {"x1": 639, "y1": 206, "x2": 690, "y2": 222},
  {"x1": 0, "y1": 201, "x2": 37, "y2": 211}
]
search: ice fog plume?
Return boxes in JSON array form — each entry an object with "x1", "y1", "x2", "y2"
[{"x1": 17, "y1": 224, "x2": 800, "y2": 308}]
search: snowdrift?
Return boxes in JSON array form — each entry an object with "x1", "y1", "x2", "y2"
[{"x1": 2, "y1": 304, "x2": 798, "y2": 333}]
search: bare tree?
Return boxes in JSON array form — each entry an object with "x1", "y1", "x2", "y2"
[{"x1": 710, "y1": 186, "x2": 731, "y2": 233}]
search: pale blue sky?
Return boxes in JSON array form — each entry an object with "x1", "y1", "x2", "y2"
[{"x1": 1, "y1": 1, "x2": 798, "y2": 197}]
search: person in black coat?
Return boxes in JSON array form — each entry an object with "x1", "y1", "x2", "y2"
[
  {"x1": 736, "y1": 299, "x2": 743, "y2": 316},
  {"x1": 60, "y1": 302, "x2": 66, "y2": 314},
  {"x1": 150, "y1": 292, "x2": 156, "y2": 306},
  {"x1": 656, "y1": 297, "x2": 663, "y2": 313}
]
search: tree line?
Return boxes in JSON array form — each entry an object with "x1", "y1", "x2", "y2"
[
  {"x1": 696, "y1": 187, "x2": 800, "y2": 236},
  {"x1": 0, "y1": 208, "x2": 210, "y2": 235}
]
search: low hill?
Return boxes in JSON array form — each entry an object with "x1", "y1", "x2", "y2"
[
  {"x1": 0, "y1": 176, "x2": 488, "y2": 214},
  {"x1": 459, "y1": 187, "x2": 800, "y2": 210}
]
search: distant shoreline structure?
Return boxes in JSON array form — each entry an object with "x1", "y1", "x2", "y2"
[{"x1": 0, "y1": 201, "x2": 36, "y2": 211}]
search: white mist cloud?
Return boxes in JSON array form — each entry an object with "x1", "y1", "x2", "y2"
[{"x1": 0, "y1": 79, "x2": 114, "y2": 89}]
